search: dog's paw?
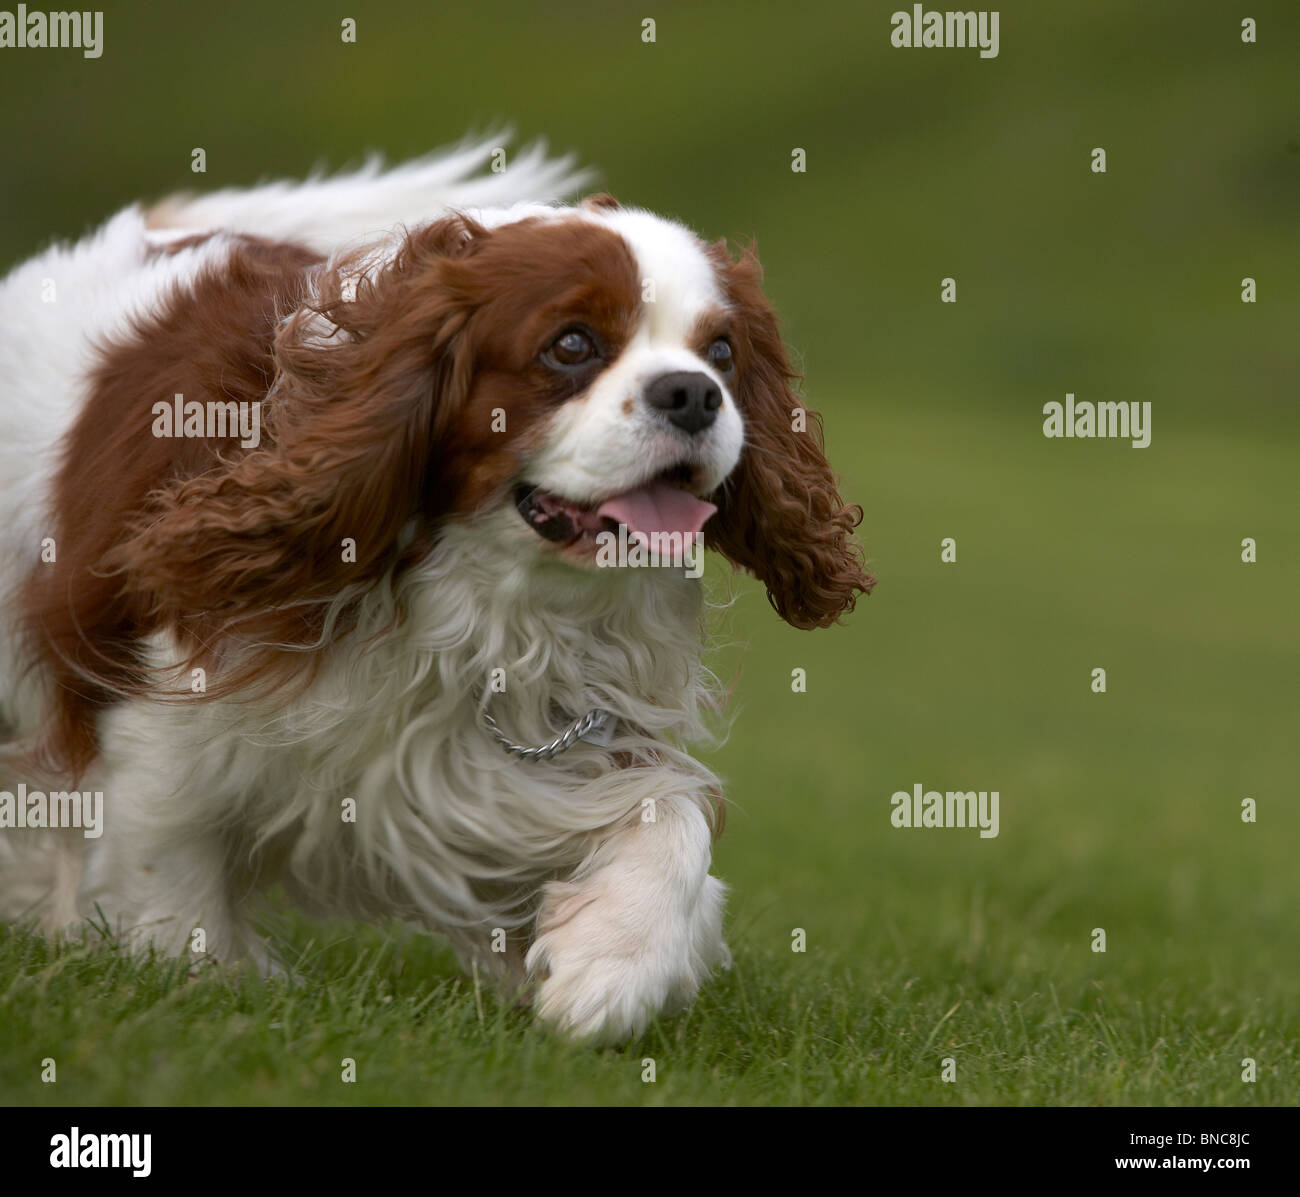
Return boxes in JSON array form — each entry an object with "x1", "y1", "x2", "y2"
[{"x1": 525, "y1": 872, "x2": 729, "y2": 1043}]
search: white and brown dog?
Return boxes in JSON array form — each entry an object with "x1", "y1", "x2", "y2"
[{"x1": 0, "y1": 136, "x2": 872, "y2": 1040}]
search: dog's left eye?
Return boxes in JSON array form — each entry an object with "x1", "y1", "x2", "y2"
[
  {"x1": 544, "y1": 328, "x2": 599, "y2": 369},
  {"x1": 706, "y1": 338, "x2": 734, "y2": 374}
]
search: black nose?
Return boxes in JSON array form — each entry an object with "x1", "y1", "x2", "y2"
[{"x1": 644, "y1": 370, "x2": 722, "y2": 435}]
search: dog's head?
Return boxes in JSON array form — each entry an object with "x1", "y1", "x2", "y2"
[{"x1": 118, "y1": 199, "x2": 874, "y2": 645}]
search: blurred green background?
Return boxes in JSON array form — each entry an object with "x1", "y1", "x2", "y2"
[{"x1": 1, "y1": 0, "x2": 1296, "y2": 1103}]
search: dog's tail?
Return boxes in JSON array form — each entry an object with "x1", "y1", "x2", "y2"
[{"x1": 144, "y1": 131, "x2": 595, "y2": 253}]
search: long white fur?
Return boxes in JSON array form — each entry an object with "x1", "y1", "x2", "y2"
[
  {"x1": 145, "y1": 131, "x2": 596, "y2": 252},
  {"x1": 0, "y1": 140, "x2": 735, "y2": 1042}
]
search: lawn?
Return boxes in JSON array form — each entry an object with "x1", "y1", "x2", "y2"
[{"x1": 3, "y1": 391, "x2": 1295, "y2": 1106}]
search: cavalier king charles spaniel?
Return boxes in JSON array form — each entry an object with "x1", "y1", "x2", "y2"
[{"x1": 0, "y1": 136, "x2": 872, "y2": 1041}]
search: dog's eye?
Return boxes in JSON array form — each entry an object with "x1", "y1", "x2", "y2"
[
  {"x1": 706, "y1": 338, "x2": 734, "y2": 374},
  {"x1": 544, "y1": 328, "x2": 599, "y2": 369}
]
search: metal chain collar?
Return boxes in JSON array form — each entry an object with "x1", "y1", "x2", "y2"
[{"x1": 481, "y1": 701, "x2": 614, "y2": 763}]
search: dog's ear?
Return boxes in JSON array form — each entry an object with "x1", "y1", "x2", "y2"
[
  {"x1": 107, "y1": 214, "x2": 484, "y2": 658},
  {"x1": 705, "y1": 241, "x2": 875, "y2": 628}
]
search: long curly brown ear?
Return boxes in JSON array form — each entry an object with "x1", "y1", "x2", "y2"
[
  {"x1": 705, "y1": 241, "x2": 875, "y2": 628},
  {"x1": 104, "y1": 214, "x2": 483, "y2": 668}
]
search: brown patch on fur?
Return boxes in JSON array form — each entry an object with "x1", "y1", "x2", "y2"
[
  {"x1": 23, "y1": 235, "x2": 322, "y2": 778},
  {"x1": 24, "y1": 216, "x2": 642, "y2": 780},
  {"x1": 701, "y1": 240, "x2": 875, "y2": 628},
  {"x1": 582, "y1": 193, "x2": 621, "y2": 212},
  {"x1": 621, "y1": 397, "x2": 635, "y2": 417},
  {"x1": 146, "y1": 231, "x2": 217, "y2": 258}
]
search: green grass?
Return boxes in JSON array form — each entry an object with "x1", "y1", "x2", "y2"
[
  {"x1": 2, "y1": 0, "x2": 1297, "y2": 1104},
  {"x1": 3, "y1": 392, "x2": 1296, "y2": 1107},
  {"x1": 2, "y1": 910, "x2": 1292, "y2": 1106}
]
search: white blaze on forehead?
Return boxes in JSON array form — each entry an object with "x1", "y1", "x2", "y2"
[{"x1": 580, "y1": 206, "x2": 727, "y2": 339}]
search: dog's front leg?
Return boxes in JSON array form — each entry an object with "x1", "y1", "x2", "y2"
[{"x1": 526, "y1": 794, "x2": 730, "y2": 1042}]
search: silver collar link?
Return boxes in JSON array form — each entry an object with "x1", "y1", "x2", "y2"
[{"x1": 481, "y1": 704, "x2": 614, "y2": 763}]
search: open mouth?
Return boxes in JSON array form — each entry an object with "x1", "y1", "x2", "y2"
[{"x1": 514, "y1": 464, "x2": 717, "y2": 548}]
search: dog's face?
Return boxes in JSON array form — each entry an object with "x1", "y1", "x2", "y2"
[
  {"x1": 504, "y1": 206, "x2": 746, "y2": 565},
  {"x1": 326, "y1": 199, "x2": 872, "y2": 626},
  {"x1": 115, "y1": 201, "x2": 873, "y2": 670}
]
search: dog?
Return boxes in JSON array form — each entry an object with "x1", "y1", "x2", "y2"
[{"x1": 0, "y1": 135, "x2": 873, "y2": 1041}]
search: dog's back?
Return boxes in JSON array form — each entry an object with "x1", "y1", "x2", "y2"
[
  {"x1": 0, "y1": 136, "x2": 588, "y2": 927},
  {"x1": 0, "y1": 134, "x2": 586, "y2": 747}
]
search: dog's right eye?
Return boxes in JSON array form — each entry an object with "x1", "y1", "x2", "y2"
[{"x1": 543, "y1": 328, "x2": 599, "y2": 369}]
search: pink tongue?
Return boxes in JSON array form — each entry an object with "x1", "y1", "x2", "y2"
[{"x1": 596, "y1": 481, "x2": 716, "y2": 538}]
